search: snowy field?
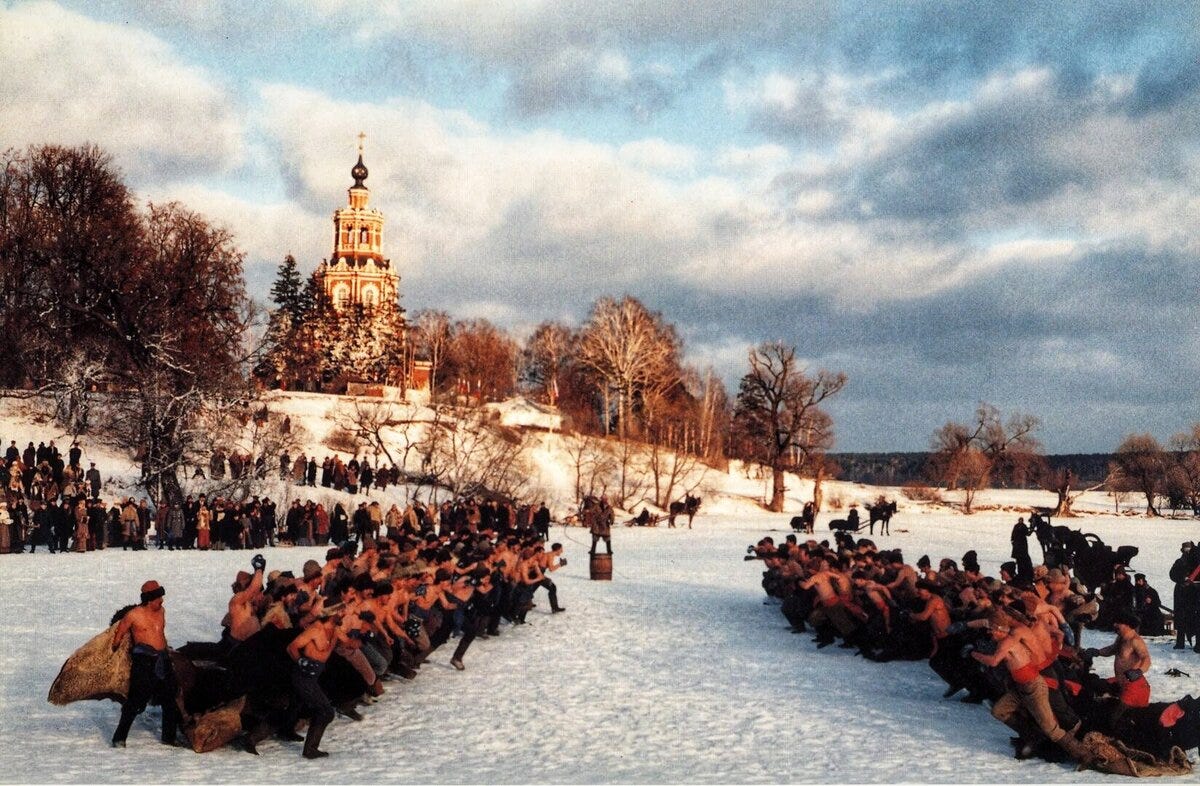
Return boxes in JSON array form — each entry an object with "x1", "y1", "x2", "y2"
[{"x1": 4, "y1": 508, "x2": 1200, "y2": 784}]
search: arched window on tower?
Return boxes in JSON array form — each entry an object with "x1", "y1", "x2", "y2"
[
  {"x1": 362, "y1": 286, "x2": 378, "y2": 309},
  {"x1": 360, "y1": 227, "x2": 369, "y2": 244},
  {"x1": 333, "y1": 284, "x2": 350, "y2": 310}
]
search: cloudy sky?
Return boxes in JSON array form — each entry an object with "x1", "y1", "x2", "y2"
[{"x1": 3, "y1": 0, "x2": 1198, "y2": 452}]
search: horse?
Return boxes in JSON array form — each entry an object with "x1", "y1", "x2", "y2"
[
  {"x1": 668, "y1": 495, "x2": 701, "y2": 529},
  {"x1": 864, "y1": 500, "x2": 897, "y2": 536}
]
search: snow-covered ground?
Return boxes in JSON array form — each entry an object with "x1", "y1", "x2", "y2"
[
  {"x1": 4, "y1": 507, "x2": 1200, "y2": 784},
  {"x1": 4, "y1": 392, "x2": 1200, "y2": 782}
]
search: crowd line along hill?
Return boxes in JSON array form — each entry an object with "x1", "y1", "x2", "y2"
[{"x1": 0, "y1": 389, "x2": 1169, "y2": 533}]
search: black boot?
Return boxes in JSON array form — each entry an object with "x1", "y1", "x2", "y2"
[
  {"x1": 302, "y1": 719, "x2": 330, "y2": 759},
  {"x1": 1175, "y1": 631, "x2": 1186, "y2": 650}
]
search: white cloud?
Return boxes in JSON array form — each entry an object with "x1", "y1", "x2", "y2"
[
  {"x1": 257, "y1": 84, "x2": 729, "y2": 297},
  {"x1": 714, "y1": 144, "x2": 791, "y2": 174},
  {"x1": 0, "y1": 1, "x2": 244, "y2": 182},
  {"x1": 618, "y1": 138, "x2": 697, "y2": 173}
]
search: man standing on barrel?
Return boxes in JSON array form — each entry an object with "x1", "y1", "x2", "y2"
[{"x1": 589, "y1": 495, "x2": 613, "y2": 556}]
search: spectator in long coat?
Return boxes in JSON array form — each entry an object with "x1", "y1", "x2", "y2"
[{"x1": 1170, "y1": 541, "x2": 1200, "y2": 651}]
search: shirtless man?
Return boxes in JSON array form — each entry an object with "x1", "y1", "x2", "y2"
[
  {"x1": 534, "y1": 542, "x2": 567, "y2": 614},
  {"x1": 1085, "y1": 609, "x2": 1152, "y2": 727},
  {"x1": 110, "y1": 580, "x2": 179, "y2": 748},
  {"x1": 799, "y1": 558, "x2": 858, "y2": 646},
  {"x1": 973, "y1": 613, "x2": 1090, "y2": 762},
  {"x1": 286, "y1": 605, "x2": 348, "y2": 758},
  {"x1": 228, "y1": 555, "x2": 266, "y2": 645},
  {"x1": 911, "y1": 580, "x2": 952, "y2": 644},
  {"x1": 885, "y1": 551, "x2": 918, "y2": 600}
]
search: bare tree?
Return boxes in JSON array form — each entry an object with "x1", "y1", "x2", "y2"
[
  {"x1": 1169, "y1": 425, "x2": 1200, "y2": 515},
  {"x1": 577, "y1": 296, "x2": 681, "y2": 440},
  {"x1": 0, "y1": 146, "x2": 253, "y2": 506},
  {"x1": 412, "y1": 309, "x2": 452, "y2": 397},
  {"x1": 443, "y1": 318, "x2": 518, "y2": 402},
  {"x1": 1113, "y1": 434, "x2": 1167, "y2": 516},
  {"x1": 565, "y1": 435, "x2": 615, "y2": 504},
  {"x1": 731, "y1": 342, "x2": 847, "y2": 512},
  {"x1": 419, "y1": 407, "x2": 531, "y2": 502},
  {"x1": 647, "y1": 439, "x2": 708, "y2": 509},
  {"x1": 523, "y1": 321, "x2": 575, "y2": 406},
  {"x1": 928, "y1": 403, "x2": 1043, "y2": 513},
  {"x1": 689, "y1": 366, "x2": 730, "y2": 462}
]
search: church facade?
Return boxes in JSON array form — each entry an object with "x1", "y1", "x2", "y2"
[{"x1": 313, "y1": 150, "x2": 399, "y2": 312}]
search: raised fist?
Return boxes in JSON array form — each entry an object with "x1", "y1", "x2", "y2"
[{"x1": 251, "y1": 553, "x2": 266, "y2": 571}]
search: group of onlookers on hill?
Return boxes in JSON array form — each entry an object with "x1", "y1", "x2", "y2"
[
  {"x1": 748, "y1": 518, "x2": 1200, "y2": 771},
  {"x1": 0, "y1": 434, "x2": 560, "y2": 554},
  {"x1": 0, "y1": 438, "x2": 105, "y2": 553},
  {"x1": 108, "y1": 519, "x2": 569, "y2": 757},
  {"x1": 204, "y1": 447, "x2": 408, "y2": 497},
  {"x1": 3, "y1": 487, "x2": 556, "y2": 555}
]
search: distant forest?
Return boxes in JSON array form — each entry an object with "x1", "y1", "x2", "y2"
[{"x1": 828, "y1": 453, "x2": 1114, "y2": 488}]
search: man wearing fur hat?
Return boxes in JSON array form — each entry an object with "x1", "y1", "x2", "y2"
[
  {"x1": 1169, "y1": 541, "x2": 1200, "y2": 651},
  {"x1": 110, "y1": 580, "x2": 179, "y2": 748}
]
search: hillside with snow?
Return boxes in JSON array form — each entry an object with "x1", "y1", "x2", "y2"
[{"x1": 0, "y1": 390, "x2": 1136, "y2": 524}]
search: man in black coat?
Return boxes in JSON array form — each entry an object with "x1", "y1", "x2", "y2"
[
  {"x1": 1133, "y1": 573, "x2": 1168, "y2": 637},
  {"x1": 85, "y1": 462, "x2": 102, "y2": 499},
  {"x1": 1011, "y1": 517, "x2": 1034, "y2": 580},
  {"x1": 533, "y1": 502, "x2": 551, "y2": 541},
  {"x1": 1170, "y1": 541, "x2": 1200, "y2": 651},
  {"x1": 351, "y1": 502, "x2": 372, "y2": 542}
]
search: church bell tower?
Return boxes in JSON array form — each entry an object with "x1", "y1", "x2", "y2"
[{"x1": 314, "y1": 134, "x2": 399, "y2": 312}]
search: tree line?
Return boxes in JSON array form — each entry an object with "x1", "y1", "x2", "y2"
[
  {"x1": 0, "y1": 143, "x2": 849, "y2": 511},
  {"x1": 0, "y1": 144, "x2": 251, "y2": 508},
  {"x1": 928, "y1": 403, "x2": 1200, "y2": 516}
]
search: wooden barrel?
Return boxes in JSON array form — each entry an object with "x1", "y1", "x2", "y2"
[{"x1": 590, "y1": 552, "x2": 612, "y2": 581}]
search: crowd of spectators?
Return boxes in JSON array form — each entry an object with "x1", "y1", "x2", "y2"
[{"x1": 0, "y1": 438, "x2": 558, "y2": 554}]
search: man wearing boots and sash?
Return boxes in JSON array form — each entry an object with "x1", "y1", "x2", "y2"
[
  {"x1": 285, "y1": 603, "x2": 348, "y2": 758},
  {"x1": 110, "y1": 580, "x2": 180, "y2": 748},
  {"x1": 972, "y1": 612, "x2": 1092, "y2": 764}
]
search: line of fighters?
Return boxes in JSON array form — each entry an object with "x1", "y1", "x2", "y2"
[
  {"x1": 748, "y1": 527, "x2": 1200, "y2": 775},
  {"x1": 54, "y1": 527, "x2": 568, "y2": 759}
]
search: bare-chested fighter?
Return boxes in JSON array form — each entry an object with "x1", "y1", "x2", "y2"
[
  {"x1": 1086, "y1": 609, "x2": 1152, "y2": 728},
  {"x1": 911, "y1": 579, "x2": 952, "y2": 648},
  {"x1": 972, "y1": 612, "x2": 1091, "y2": 763},
  {"x1": 285, "y1": 604, "x2": 348, "y2": 759},
  {"x1": 110, "y1": 580, "x2": 180, "y2": 748},
  {"x1": 227, "y1": 554, "x2": 267, "y2": 645},
  {"x1": 799, "y1": 557, "x2": 858, "y2": 646}
]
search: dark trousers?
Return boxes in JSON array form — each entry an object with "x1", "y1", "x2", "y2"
[
  {"x1": 288, "y1": 665, "x2": 335, "y2": 727},
  {"x1": 1014, "y1": 551, "x2": 1033, "y2": 580},
  {"x1": 452, "y1": 613, "x2": 485, "y2": 662},
  {"x1": 590, "y1": 534, "x2": 611, "y2": 554},
  {"x1": 113, "y1": 652, "x2": 179, "y2": 744},
  {"x1": 536, "y1": 577, "x2": 561, "y2": 611}
]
